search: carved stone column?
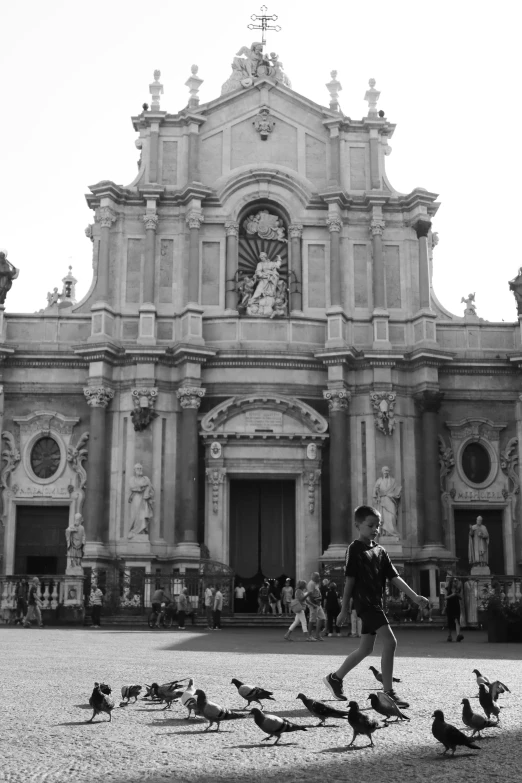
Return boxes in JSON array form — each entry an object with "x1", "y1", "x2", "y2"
[
  {"x1": 83, "y1": 386, "x2": 114, "y2": 542},
  {"x1": 414, "y1": 390, "x2": 444, "y2": 547},
  {"x1": 289, "y1": 223, "x2": 303, "y2": 312},
  {"x1": 96, "y1": 207, "x2": 117, "y2": 302},
  {"x1": 176, "y1": 386, "x2": 205, "y2": 555},
  {"x1": 326, "y1": 216, "x2": 342, "y2": 308},
  {"x1": 413, "y1": 218, "x2": 432, "y2": 310},
  {"x1": 323, "y1": 388, "x2": 351, "y2": 557},
  {"x1": 224, "y1": 221, "x2": 239, "y2": 311},
  {"x1": 186, "y1": 211, "x2": 204, "y2": 305},
  {"x1": 142, "y1": 212, "x2": 158, "y2": 304},
  {"x1": 370, "y1": 218, "x2": 386, "y2": 309}
]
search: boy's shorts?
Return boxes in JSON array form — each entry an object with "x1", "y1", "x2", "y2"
[
  {"x1": 309, "y1": 605, "x2": 326, "y2": 622},
  {"x1": 359, "y1": 608, "x2": 389, "y2": 635}
]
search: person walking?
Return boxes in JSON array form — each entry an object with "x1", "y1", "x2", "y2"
[
  {"x1": 325, "y1": 582, "x2": 341, "y2": 637},
  {"x1": 445, "y1": 582, "x2": 463, "y2": 642},
  {"x1": 90, "y1": 585, "x2": 104, "y2": 628},
  {"x1": 269, "y1": 581, "x2": 282, "y2": 615},
  {"x1": 306, "y1": 572, "x2": 326, "y2": 641},
  {"x1": 14, "y1": 579, "x2": 28, "y2": 625},
  {"x1": 213, "y1": 585, "x2": 223, "y2": 630},
  {"x1": 204, "y1": 584, "x2": 215, "y2": 629},
  {"x1": 23, "y1": 577, "x2": 43, "y2": 628},
  {"x1": 151, "y1": 585, "x2": 171, "y2": 628},
  {"x1": 323, "y1": 505, "x2": 428, "y2": 706},
  {"x1": 281, "y1": 579, "x2": 293, "y2": 614},
  {"x1": 234, "y1": 582, "x2": 246, "y2": 612},
  {"x1": 258, "y1": 581, "x2": 270, "y2": 615},
  {"x1": 283, "y1": 580, "x2": 310, "y2": 641},
  {"x1": 177, "y1": 587, "x2": 189, "y2": 630}
]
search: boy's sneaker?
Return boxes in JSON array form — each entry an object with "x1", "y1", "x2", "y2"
[
  {"x1": 323, "y1": 672, "x2": 347, "y2": 701},
  {"x1": 384, "y1": 690, "x2": 409, "y2": 709}
]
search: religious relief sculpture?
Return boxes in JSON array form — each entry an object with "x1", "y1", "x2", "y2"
[
  {"x1": 461, "y1": 292, "x2": 477, "y2": 316},
  {"x1": 221, "y1": 42, "x2": 291, "y2": 95},
  {"x1": 244, "y1": 210, "x2": 286, "y2": 241},
  {"x1": 508, "y1": 267, "x2": 522, "y2": 315},
  {"x1": 237, "y1": 252, "x2": 288, "y2": 318},
  {"x1": 306, "y1": 470, "x2": 321, "y2": 514},
  {"x1": 127, "y1": 463, "x2": 154, "y2": 539},
  {"x1": 65, "y1": 513, "x2": 86, "y2": 573},
  {"x1": 1, "y1": 431, "x2": 21, "y2": 498},
  {"x1": 67, "y1": 432, "x2": 89, "y2": 512},
  {"x1": 370, "y1": 391, "x2": 396, "y2": 436},
  {"x1": 468, "y1": 516, "x2": 489, "y2": 567},
  {"x1": 131, "y1": 388, "x2": 158, "y2": 432},
  {"x1": 373, "y1": 466, "x2": 401, "y2": 538},
  {"x1": 438, "y1": 434, "x2": 455, "y2": 492},
  {"x1": 500, "y1": 437, "x2": 519, "y2": 495},
  {"x1": 0, "y1": 250, "x2": 19, "y2": 305},
  {"x1": 253, "y1": 106, "x2": 275, "y2": 140},
  {"x1": 206, "y1": 468, "x2": 226, "y2": 514}
]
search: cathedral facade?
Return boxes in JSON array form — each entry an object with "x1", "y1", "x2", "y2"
[{"x1": 1, "y1": 47, "x2": 522, "y2": 605}]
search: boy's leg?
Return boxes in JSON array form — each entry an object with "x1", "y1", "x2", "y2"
[
  {"x1": 377, "y1": 624, "x2": 397, "y2": 691},
  {"x1": 333, "y1": 633, "x2": 376, "y2": 679}
]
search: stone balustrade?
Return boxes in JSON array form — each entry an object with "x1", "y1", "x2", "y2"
[{"x1": 0, "y1": 575, "x2": 84, "y2": 620}]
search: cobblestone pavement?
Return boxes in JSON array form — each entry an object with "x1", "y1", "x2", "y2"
[{"x1": 1, "y1": 626, "x2": 521, "y2": 783}]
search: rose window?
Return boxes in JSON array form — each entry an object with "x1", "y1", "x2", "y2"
[{"x1": 30, "y1": 437, "x2": 61, "y2": 479}]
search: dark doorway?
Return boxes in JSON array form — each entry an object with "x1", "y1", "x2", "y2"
[
  {"x1": 15, "y1": 505, "x2": 69, "y2": 575},
  {"x1": 454, "y1": 509, "x2": 505, "y2": 575},
  {"x1": 229, "y1": 479, "x2": 295, "y2": 599}
]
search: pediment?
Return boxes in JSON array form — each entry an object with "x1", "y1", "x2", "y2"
[{"x1": 201, "y1": 394, "x2": 328, "y2": 437}]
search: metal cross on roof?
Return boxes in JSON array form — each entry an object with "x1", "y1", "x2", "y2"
[{"x1": 247, "y1": 5, "x2": 281, "y2": 47}]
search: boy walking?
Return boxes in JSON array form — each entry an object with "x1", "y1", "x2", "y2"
[{"x1": 324, "y1": 505, "x2": 428, "y2": 707}]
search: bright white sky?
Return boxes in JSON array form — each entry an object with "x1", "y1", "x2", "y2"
[{"x1": 1, "y1": 0, "x2": 520, "y2": 321}]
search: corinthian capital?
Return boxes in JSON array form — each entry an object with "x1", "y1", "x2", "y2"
[
  {"x1": 177, "y1": 385, "x2": 206, "y2": 409},
  {"x1": 323, "y1": 388, "x2": 351, "y2": 411},
  {"x1": 326, "y1": 216, "x2": 343, "y2": 233},
  {"x1": 288, "y1": 223, "x2": 303, "y2": 239},
  {"x1": 143, "y1": 213, "x2": 159, "y2": 231},
  {"x1": 224, "y1": 220, "x2": 239, "y2": 237},
  {"x1": 84, "y1": 386, "x2": 114, "y2": 408},
  {"x1": 97, "y1": 207, "x2": 117, "y2": 229},
  {"x1": 186, "y1": 211, "x2": 204, "y2": 230},
  {"x1": 370, "y1": 218, "x2": 385, "y2": 237}
]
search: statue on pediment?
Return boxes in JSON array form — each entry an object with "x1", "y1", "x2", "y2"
[
  {"x1": 509, "y1": 267, "x2": 522, "y2": 315},
  {"x1": 221, "y1": 42, "x2": 291, "y2": 94},
  {"x1": 0, "y1": 250, "x2": 19, "y2": 305}
]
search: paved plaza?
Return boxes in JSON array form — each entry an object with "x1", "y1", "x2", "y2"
[{"x1": 1, "y1": 627, "x2": 521, "y2": 783}]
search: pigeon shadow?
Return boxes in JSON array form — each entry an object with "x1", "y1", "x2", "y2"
[
  {"x1": 162, "y1": 728, "x2": 235, "y2": 735},
  {"x1": 257, "y1": 707, "x2": 310, "y2": 719},
  {"x1": 319, "y1": 744, "x2": 370, "y2": 753},
  {"x1": 147, "y1": 718, "x2": 205, "y2": 727},
  {"x1": 431, "y1": 752, "x2": 482, "y2": 760},
  {"x1": 73, "y1": 704, "x2": 92, "y2": 709},
  {"x1": 228, "y1": 742, "x2": 300, "y2": 748},
  {"x1": 54, "y1": 720, "x2": 110, "y2": 727}
]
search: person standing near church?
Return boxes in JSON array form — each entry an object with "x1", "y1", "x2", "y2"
[
  {"x1": 204, "y1": 584, "x2": 215, "y2": 629},
  {"x1": 177, "y1": 587, "x2": 189, "y2": 630},
  {"x1": 90, "y1": 585, "x2": 104, "y2": 628},
  {"x1": 213, "y1": 585, "x2": 223, "y2": 630},
  {"x1": 281, "y1": 579, "x2": 293, "y2": 614},
  {"x1": 234, "y1": 582, "x2": 246, "y2": 612},
  {"x1": 23, "y1": 577, "x2": 43, "y2": 628}
]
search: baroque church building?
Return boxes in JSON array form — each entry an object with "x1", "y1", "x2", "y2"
[{"x1": 2, "y1": 44, "x2": 522, "y2": 608}]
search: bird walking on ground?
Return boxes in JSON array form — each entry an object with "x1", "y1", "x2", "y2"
[
  {"x1": 88, "y1": 682, "x2": 115, "y2": 723},
  {"x1": 472, "y1": 669, "x2": 490, "y2": 689},
  {"x1": 181, "y1": 679, "x2": 198, "y2": 719},
  {"x1": 368, "y1": 666, "x2": 400, "y2": 685},
  {"x1": 489, "y1": 680, "x2": 510, "y2": 701},
  {"x1": 149, "y1": 681, "x2": 184, "y2": 710},
  {"x1": 250, "y1": 707, "x2": 307, "y2": 744},
  {"x1": 347, "y1": 700, "x2": 380, "y2": 748},
  {"x1": 479, "y1": 684, "x2": 500, "y2": 721},
  {"x1": 195, "y1": 689, "x2": 245, "y2": 731},
  {"x1": 431, "y1": 710, "x2": 480, "y2": 755},
  {"x1": 368, "y1": 692, "x2": 409, "y2": 725},
  {"x1": 120, "y1": 685, "x2": 142, "y2": 704},
  {"x1": 461, "y1": 698, "x2": 498, "y2": 738},
  {"x1": 296, "y1": 693, "x2": 350, "y2": 726},
  {"x1": 231, "y1": 678, "x2": 275, "y2": 708}
]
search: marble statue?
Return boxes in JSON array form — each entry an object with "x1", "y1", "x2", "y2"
[
  {"x1": 468, "y1": 516, "x2": 489, "y2": 566},
  {"x1": 508, "y1": 267, "x2": 522, "y2": 315},
  {"x1": 65, "y1": 513, "x2": 86, "y2": 572},
  {"x1": 238, "y1": 252, "x2": 287, "y2": 318},
  {"x1": 128, "y1": 463, "x2": 154, "y2": 539},
  {"x1": 373, "y1": 466, "x2": 401, "y2": 537},
  {"x1": 221, "y1": 42, "x2": 290, "y2": 94},
  {"x1": 461, "y1": 292, "x2": 477, "y2": 316},
  {"x1": 0, "y1": 249, "x2": 19, "y2": 305},
  {"x1": 47, "y1": 287, "x2": 61, "y2": 307}
]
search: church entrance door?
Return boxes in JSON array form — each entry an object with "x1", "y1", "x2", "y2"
[
  {"x1": 453, "y1": 509, "x2": 505, "y2": 574},
  {"x1": 14, "y1": 505, "x2": 69, "y2": 574},
  {"x1": 229, "y1": 479, "x2": 295, "y2": 605}
]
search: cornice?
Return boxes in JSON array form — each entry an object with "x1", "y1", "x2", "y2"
[
  {"x1": 201, "y1": 383, "x2": 326, "y2": 399},
  {"x1": 200, "y1": 432, "x2": 328, "y2": 444},
  {"x1": 205, "y1": 351, "x2": 324, "y2": 372},
  {"x1": 166, "y1": 344, "x2": 216, "y2": 367},
  {"x1": 73, "y1": 343, "x2": 123, "y2": 365}
]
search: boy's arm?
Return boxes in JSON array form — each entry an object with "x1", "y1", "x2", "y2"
[
  {"x1": 337, "y1": 577, "x2": 355, "y2": 621},
  {"x1": 391, "y1": 576, "x2": 429, "y2": 608}
]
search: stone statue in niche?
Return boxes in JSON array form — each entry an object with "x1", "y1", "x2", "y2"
[
  {"x1": 65, "y1": 513, "x2": 86, "y2": 573},
  {"x1": 461, "y1": 292, "x2": 477, "y2": 316},
  {"x1": 373, "y1": 466, "x2": 401, "y2": 538},
  {"x1": 509, "y1": 267, "x2": 522, "y2": 315},
  {"x1": 468, "y1": 516, "x2": 489, "y2": 573},
  {"x1": 0, "y1": 249, "x2": 19, "y2": 305},
  {"x1": 239, "y1": 252, "x2": 287, "y2": 318},
  {"x1": 128, "y1": 463, "x2": 154, "y2": 539},
  {"x1": 221, "y1": 42, "x2": 291, "y2": 94}
]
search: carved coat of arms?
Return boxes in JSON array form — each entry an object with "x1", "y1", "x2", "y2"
[{"x1": 243, "y1": 210, "x2": 286, "y2": 241}]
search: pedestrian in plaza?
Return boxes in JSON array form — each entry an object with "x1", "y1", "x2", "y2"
[
  {"x1": 269, "y1": 580, "x2": 282, "y2": 615},
  {"x1": 325, "y1": 582, "x2": 341, "y2": 637},
  {"x1": 213, "y1": 584, "x2": 223, "y2": 630},
  {"x1": 283, "y1": 580, "x2": 310, "y2": 640},
  {"x1": 177, "y1": 587, "x2": 189, "y2": 630},
  {"x1": 349, "y1": 597, "x2": 362, "y2": 637},
  {"x1": 281, "y1": 578, "x2": 293, "y2": 614},
  {"x1": 204, "y1": 584, "x2": 215, "y2": 629},
  {"x1": 14, "y1": 578, "x2": 28, "y2": 625},
  {"x1": 234, "y1": 582, "x2": 246, "y2": 612},
  {"x1": 258, "y1": 581, "x2": 270, "y2": 615},
  {"x1": 151, "y1": 585, "x2": 171, "y2": 628},
  {"x1": 445, "y1": 583, "x2": 463, "y2": 642},
  {"x1": 320, "y1": 578, "x2": 330, "y2": 607},
  {"x1": 324, "y1": 505, "x2": 428, "y2": 706},
  {"x1": 306, "y1": 571, "x2": 326, "y2": 641},
  {"x1": 90, "y1": 584, "x2": 104, "y2": 628},
  {"x1": 23, "y1": 577, "x2": 43, "y2": 628}
]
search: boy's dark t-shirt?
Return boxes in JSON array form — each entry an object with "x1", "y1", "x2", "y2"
[{"x1": 345, "y1": 540, "x2": 399, "y2": 614}]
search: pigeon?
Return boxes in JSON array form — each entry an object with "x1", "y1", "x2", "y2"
[
  {"x1": 231, "y1": 679, "x2": 275, "y2": 707},
  {"x1": 347, "y1": 700, "x2": 380, "y2": 747},
  {"x1": 367, "y1": 692, "x2": 409, "y2": 725},
  {"x1": 195, "y1": 689, "x2": 245, "y2": 731},
  {"x1": 88, "y1": 682, "x2": 115, "y2": 723},
  {"x1": 461, "y1": 698, "x2": 498, "y2": 738},
  {"x1": 149, "y1": 681, "x2": 184, "y2": 710},
  {"x1": 120, "y1": 685, "x2": 142, "y2": 704},
  {"x1": 479, "y1": 684, "x2": 500, "y2": 721},
  {"x1": 181, "y1": 679, "x2": 198, "y2": 719},
  {"x1": 431, "y1": 709, "x2": 480, "y2": 755},
  {"x1": 489, "y1": 680, "x2": 510, "y2": 701},
  {"x1": 472, "y1": 669, "x2": 491, "y2": 688},
  {"x1": 296, "y1": 693, "x2": 350, "y2": 726},
  {"x1": 250, "y1": 707, "x2": 307, "y2": 744},
  {"x1": 369, "y1": 666, "x2": 401, "y2": 685}
]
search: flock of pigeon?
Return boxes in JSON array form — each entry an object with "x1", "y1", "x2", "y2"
[{"x1": 86, "y1": 666, "x2": 511, "y2": 754}]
